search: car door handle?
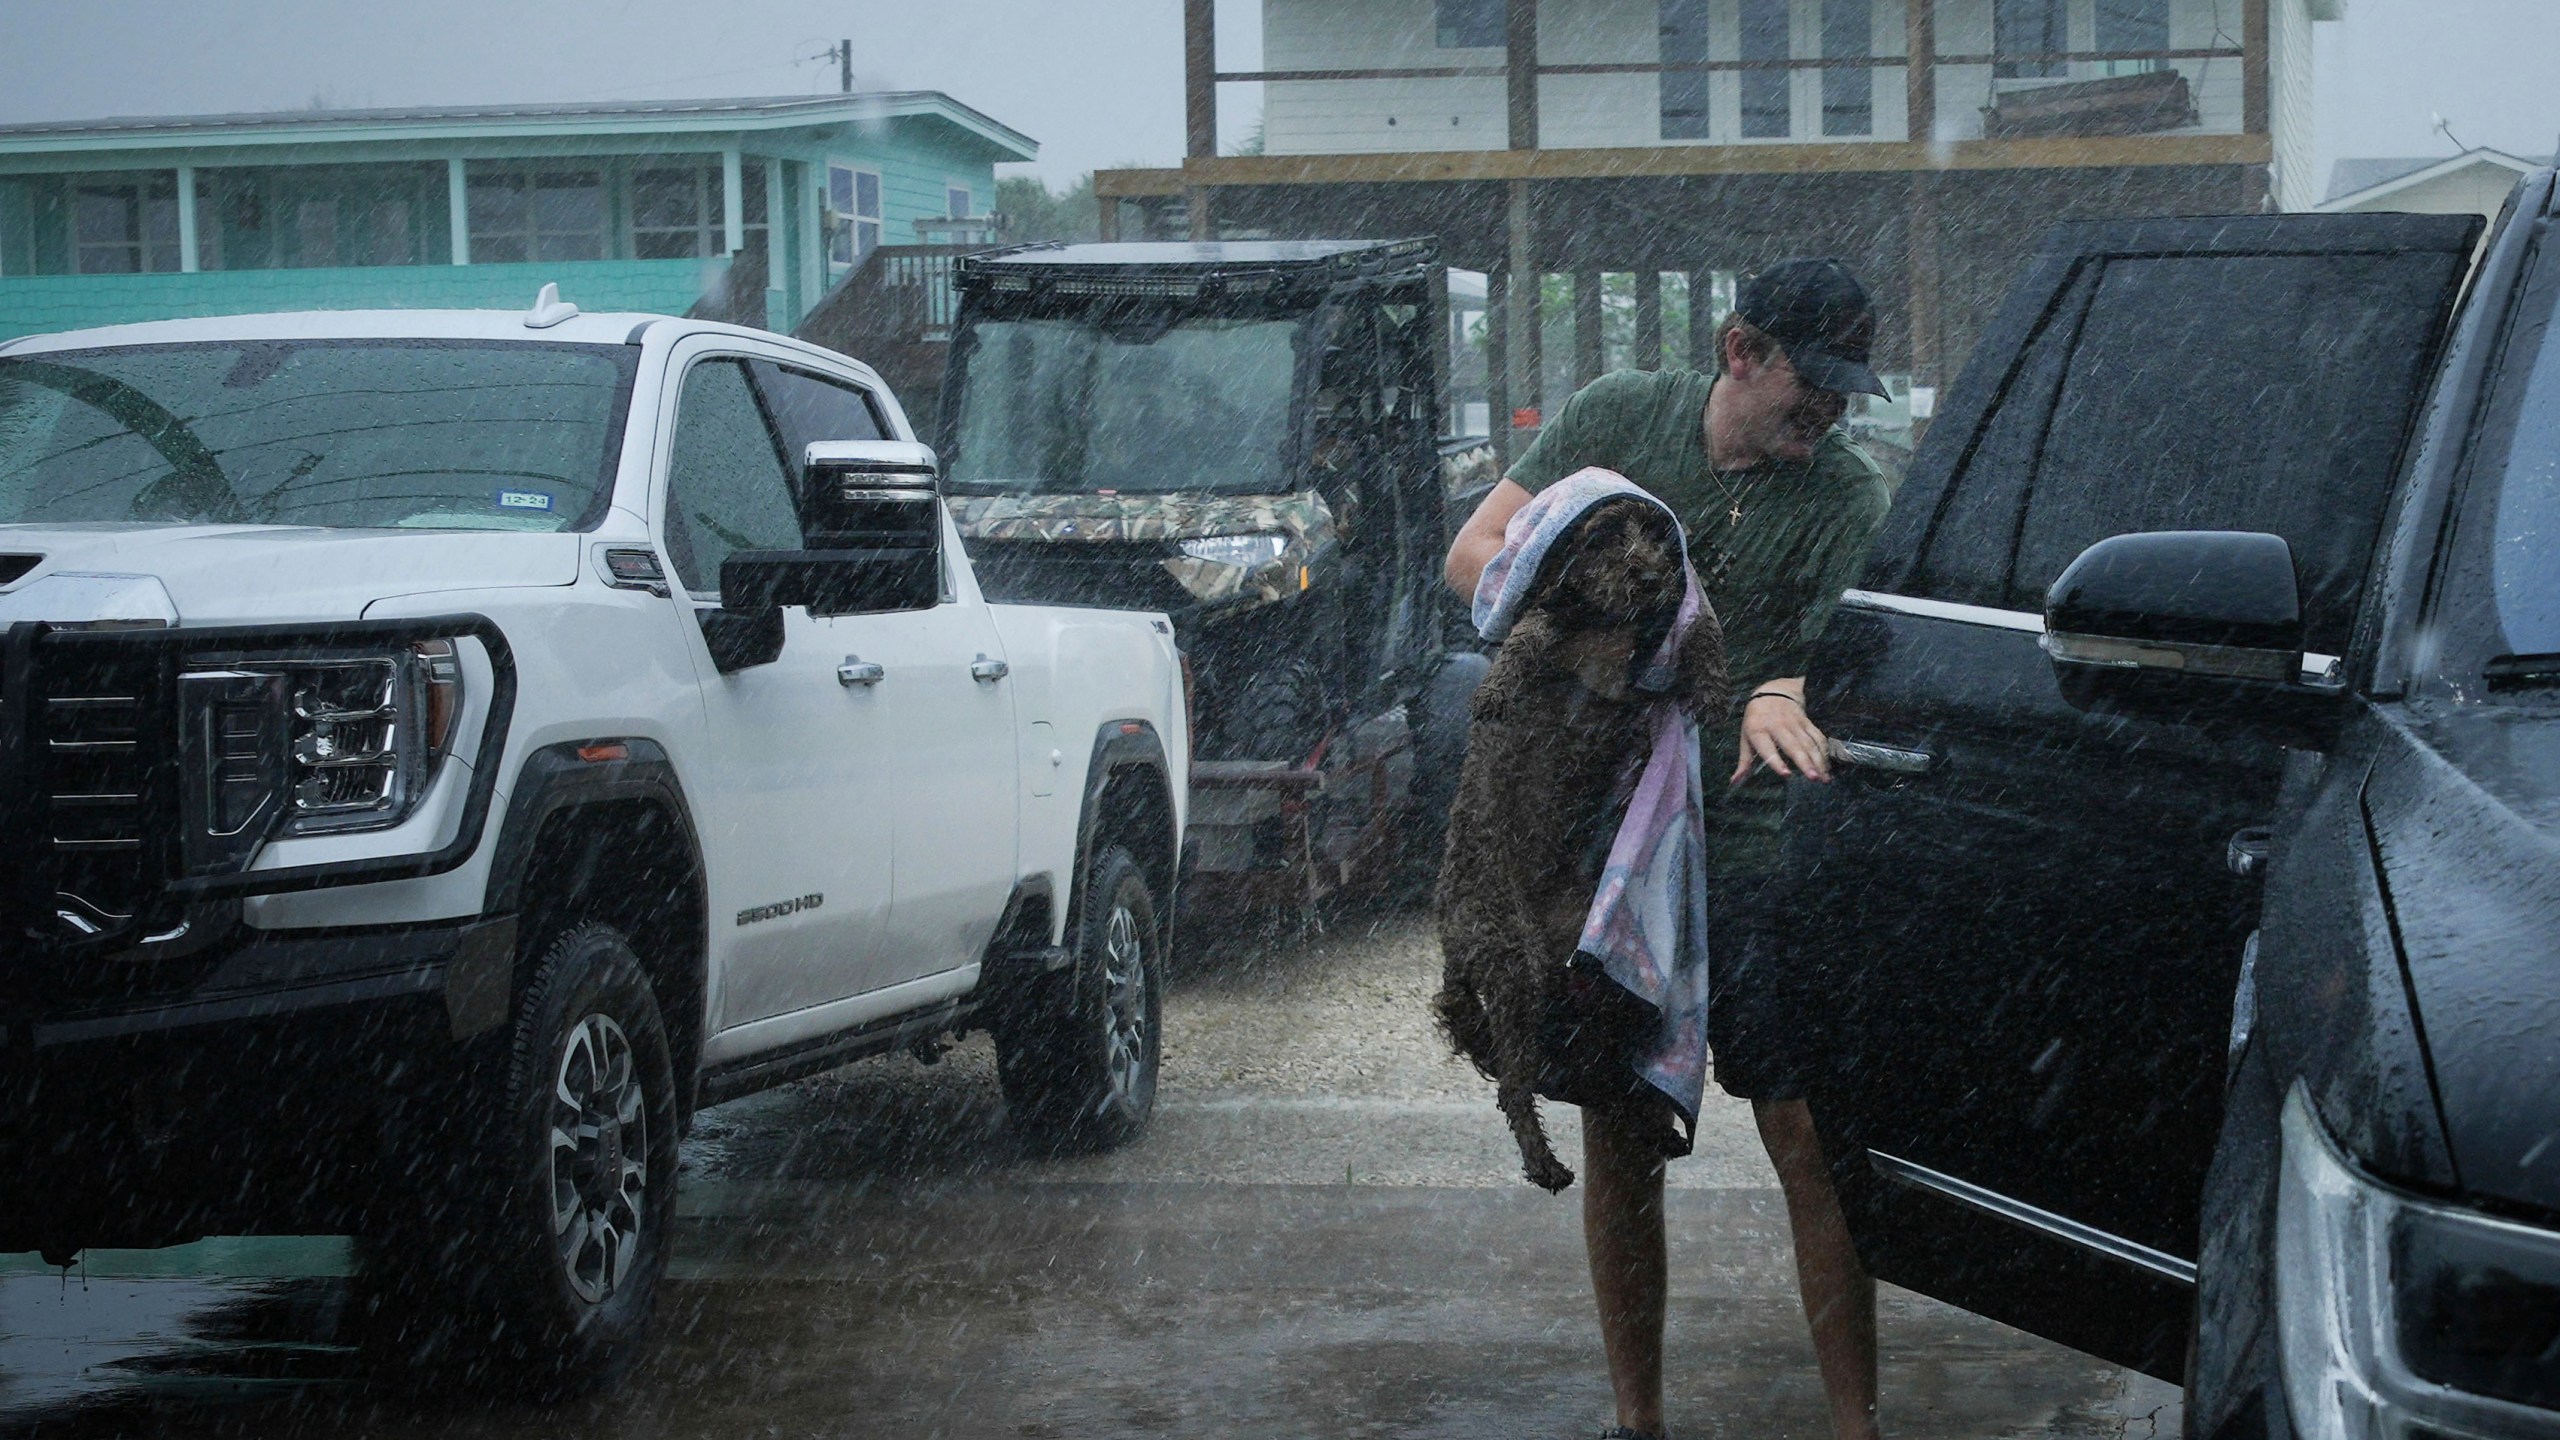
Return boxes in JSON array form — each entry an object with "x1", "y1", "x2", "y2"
[
  {"x1": 1827, "y1": 737, "x2": 1936, "y2": 774},
  {"x1": 837, "y1": 657, "x2": 886, "y2": 687},
  {"x1": 970, "y1": 653, "x2": 1010, "y2": 683}
]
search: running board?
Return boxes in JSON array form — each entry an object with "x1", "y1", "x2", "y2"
[{"x1": 698, "y1": 997, "x2": 977, "y2": 1107}]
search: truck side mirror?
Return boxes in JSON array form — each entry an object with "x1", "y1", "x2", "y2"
[
  {"x1": 2041, "y1": 530, "x2": 2342, "y2": 740},
  {"x1": 700, "y1": 442, "x2": 946, "y2": 673}
]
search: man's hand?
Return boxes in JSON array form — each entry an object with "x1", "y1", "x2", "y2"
[{"x1": 1732, "y1": 676, "x2": 1831, "y2": 785}]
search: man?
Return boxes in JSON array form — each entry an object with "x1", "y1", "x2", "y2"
[{"x1": 1444, "y1": 258, "x2": 1897, "y2": 1440}]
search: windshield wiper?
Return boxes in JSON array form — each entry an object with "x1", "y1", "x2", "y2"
[{"x1": 2485, "y1": 654, "x2": 2560, "y2": 691}]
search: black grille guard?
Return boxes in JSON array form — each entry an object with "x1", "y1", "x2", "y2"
[{"x1": 0, "y1": 614, "x2": 516, "y2": 934}]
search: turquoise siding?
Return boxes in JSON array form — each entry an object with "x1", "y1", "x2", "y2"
[
  {"x1": 0, "y1": 102, "x2": 1022, "y2": 341},
  {"x1": 0, "y1": 258, "x2": 722, "y2": 341}
]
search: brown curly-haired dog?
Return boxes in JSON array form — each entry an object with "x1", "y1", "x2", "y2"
[{"x1": 1434, "y1": 499, "x2": 1728, "y2": 1192}]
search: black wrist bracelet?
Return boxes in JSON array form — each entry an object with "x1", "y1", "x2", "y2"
[{"x1": 1743, "y1": 689, "x2": 1805, "y2": 711}]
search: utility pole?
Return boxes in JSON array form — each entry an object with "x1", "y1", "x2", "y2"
[{"x1": 825, "y1": 39, "x2": 852, "y2": 94}]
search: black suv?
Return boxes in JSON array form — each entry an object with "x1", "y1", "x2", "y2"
[{"x1": 1789, "y1": 177, "x2": 2560, "y2": 1437}]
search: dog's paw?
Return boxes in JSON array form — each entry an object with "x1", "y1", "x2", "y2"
[{"x1": 1525, "y1": 1157, "x2": 1576, "y2": 1193}]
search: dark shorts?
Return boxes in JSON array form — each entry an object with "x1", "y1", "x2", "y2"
[{"x1": 1705, "y1": 871, "x2": 1814, "y2": 1103}]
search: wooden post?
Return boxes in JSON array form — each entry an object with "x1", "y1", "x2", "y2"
[
  {"x1": 1098, "y1": 194, "x2": 1121, "y2": 243},
  {"x1": 1186, "y1": 0, "x2": 1217, "y2": 160},
  {"x1": 1905, "y1": 0, "x2": 1935, "y2": 144},
  {"x1": 1487, "y1": 263, "x2": 1512, "y2": 463},
  {"x1": 1572, "y1": 270, "x2": 1603, "y2": 385},
  {"x1": 2241, "y1": 0, "x2": 2270, "y2": 137},
  {"x1": 1688, "y1": 269, "x2": 1717, "y2": 368},
  {"x1": 1633, "y1": 270, "x2": 1663, "y2": 370},
  {"x1": 1907, "y1": 172, "x2": 1940, "y2": 393},
  {"x1": 2241, "y1": 0, "x2": 2271, "y2": 207},
  {"x1": 1507, "y1": 0, "x2": 1540, "y2": 151},
  {"x1": 1506, "y1": 179, "x2": 1542, "y2": 438},
  {"x1": 1188, "y1": 188, "x2": 1213, "y2": 241}
]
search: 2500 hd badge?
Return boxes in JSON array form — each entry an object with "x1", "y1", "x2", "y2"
[{"x1": 736, "y1": 893, "x2": 825, "y2": 927}]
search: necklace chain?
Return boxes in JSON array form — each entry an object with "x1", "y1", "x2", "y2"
[{"x1": 1699, "y1": 463, "x2": 1759, "y2": 590}]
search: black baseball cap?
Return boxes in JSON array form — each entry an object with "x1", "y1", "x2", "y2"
[{"x1": 1735, "y1": 257, "x2": 1888, "y2": 399}]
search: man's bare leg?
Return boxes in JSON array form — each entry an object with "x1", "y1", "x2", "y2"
[
  {"x1": 1755, "y1": 1098, "x2": 1880, "y2": 1440},
  {"x1": 1583, "y1": 1109, "x2": 1669, "y2": 1437}
]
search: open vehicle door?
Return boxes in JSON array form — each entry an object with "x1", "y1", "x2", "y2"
[{"x1": 1789, "y1": 211, "x2": 2483, "y2": 1377}]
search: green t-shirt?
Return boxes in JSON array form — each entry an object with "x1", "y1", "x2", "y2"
[{"x1": 1509, "y1": 367, "x2": 1894, "y2": 876}]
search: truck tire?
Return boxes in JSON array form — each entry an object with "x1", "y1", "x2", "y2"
[
  {"x1": 1208, "y1": 657, "x2": 1328, "y2": 762},
  {"x1": 997, "y1": 843, "x2": 1163, "y2": 1154},
  {"x1": 363, "y1": 923, "x2": 678, "y2": 1395}
]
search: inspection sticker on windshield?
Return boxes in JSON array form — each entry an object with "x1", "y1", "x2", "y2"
[{"x1": 496, "y1": 490, "x2": 555, "y2": 512}]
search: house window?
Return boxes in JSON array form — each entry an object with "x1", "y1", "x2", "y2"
[
  {"x1": 632, "y1": 165, "x2": 721, "y2": 259},
  {"x1": 2096, "y1": 0, "x2": 2170, "y2": 73},
  {"x1": 1739, "y1": 0, "x2": 1791, "y2": 138},
  {"x1": 467, "y1": 165, "x2": 606, "y2": 263},
  {"x1": 947, "y1": 185, "x2": 972, "y2": 218},
  {"x1": 295, "y1": 199, "x2": 338, "y2": 268},
  {"x1": 1436, "y1": 0, "x2": 1503, "y2": 49},
  {"x1": 72, "y1": 175, "x2": 182, "y2": 274},
  {"x1": 828, "y1": 163, "x2": 881, "y2": 267},
  {"x1": 1996, "y1": 0, "x2": 2069, "y2": 79},
  {"x1": 1822, "y1": 0, "x2": 1874, "y2": 136},
  {"x1": 1658, "y1": 0, "x2": 1712, "y2": 139}
]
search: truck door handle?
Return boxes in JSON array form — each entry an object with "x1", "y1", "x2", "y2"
[
  {"x1": 1827, "y1": 737, "x2": 1935, "y2": 774},
  {"x1": 837, "y1": 657, "x2": 886, "y2": 687},
  {"x1": 970, "y1": 654, "x2": 1010, "y2": 683},
  {"x1": 2227, "y1": 827, "x2": 2273, "y2": 877}
]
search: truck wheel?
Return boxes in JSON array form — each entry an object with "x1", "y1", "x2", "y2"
[
  {"x1": 365, "y1": 923, "x2": 679, "y2": 1394},
  {"x1": 1208, "y1": 657, "x2": 1328, "y2": 761},
  {"x1": 997, "y1": 844, "x2": 1163, "y2": 1154}
]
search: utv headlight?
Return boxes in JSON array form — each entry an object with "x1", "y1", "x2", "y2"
[
  {"x1": 180, "y1": 639, "x2": 467, "y2": 872},
  {"x1": 1177, "y1": 533, "x2": 1289, "y2": 570},
  {"x1": 2275, "y1": 1085, "x2": 2560, "y2": 1439}
]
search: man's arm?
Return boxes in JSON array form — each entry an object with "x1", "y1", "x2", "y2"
[{"x1": 1444, "y1": 477, "x2": 1534, "y2": 599}]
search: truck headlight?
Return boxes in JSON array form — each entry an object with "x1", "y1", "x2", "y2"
[
  {"x1": 1177, "y1": 533, "x2": 1289, "y2": 570},
  {"x1": 181, "y1": 639, "x2": 466, "y2": 871},
  {"x1": 282, "y1": 639, "x2": 462, "y2": 832},
  {"x1": 2275, "y1": 1085, "x2": 2560, "y2": 1439}
]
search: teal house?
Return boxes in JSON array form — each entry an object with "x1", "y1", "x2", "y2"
[{"x1": 0, "y1": 94, "x2": 1036, "y2": 340}]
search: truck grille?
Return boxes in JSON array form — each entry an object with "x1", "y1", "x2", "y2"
[{"x1": 10, "y1": 645, "x2": 178, "y2": 946}]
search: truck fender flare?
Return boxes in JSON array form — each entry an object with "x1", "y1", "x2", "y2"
[
  {"x1": 1067, "y1": 720, "x2": 1178, "y2": 944},
  {"x1": 482, "y1": 738, "x2": 705, "y2": 920}
]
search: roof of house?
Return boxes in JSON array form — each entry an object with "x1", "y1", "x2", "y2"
[
  {"x1": 2321, "y1": 148, "x2": 2545, "y2": 208},
  {"x1": 0, "y1": 93, "x2": 1036, "y2": 162}
]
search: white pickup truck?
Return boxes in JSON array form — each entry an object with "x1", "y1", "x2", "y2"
[{"x1": 0, "y1": 291, "x2": 1188, "y2": 1390}]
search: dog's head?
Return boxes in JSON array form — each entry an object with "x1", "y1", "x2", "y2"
[{"x1": 1526, "y1": 499, "x2": 1685, "y2": 699}]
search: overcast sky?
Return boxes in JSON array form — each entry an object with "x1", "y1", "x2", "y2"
[{"x1": 0, "y1": 0, "x2": 2551, "y2": 193}]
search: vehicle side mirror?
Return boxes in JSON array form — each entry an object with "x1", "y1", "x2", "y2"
[
  {"x1": 2041, "y1": 530, "x2": 2342, "y2": 741},
  {"x1": 701, "y1": 442, "x2": 945, "y2": 673},
  {"x1": 802, "y1": 440, "x2": 942, "y2": 548}
]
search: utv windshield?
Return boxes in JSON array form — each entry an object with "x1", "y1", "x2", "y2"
[
  {"x1": 0, "y1": 340, "x2": 633, "y2": 531},
  {"x1": 947, "y1": 315, "x2": 1301, "y2": 496}
]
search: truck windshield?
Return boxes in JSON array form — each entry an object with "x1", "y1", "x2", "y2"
[
  {"x1": 2491, "y1": 283, "x2": 2560, "y2": 662},
  {"x1": 948, "y1": 316, "x2": 1300, "y2": 495},
  {"x1": 0, "y1": 340, "x2": 632, "y2": 531}
]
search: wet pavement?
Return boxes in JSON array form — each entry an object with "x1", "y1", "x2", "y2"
[{"x1": 0, "y1": 901, "x2": 2180, "y2": 1438}]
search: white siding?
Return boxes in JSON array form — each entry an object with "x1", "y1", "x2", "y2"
[
  {"x1": 1927, "y1": 0, "x2": 2243, "y2": 144},
  {"x1": 1261, "y1": 0, "x2": 2265, "y2": 153},
  {"x1": 2268, "y1": 0, "x2": 2318, "y2": 210},
  {"x1": 1264, "y1": 0, "x2": 1507, "y2": 153},
  {"x1": 1262, "y1": 0, "x2": 1911, "y2": 153}
]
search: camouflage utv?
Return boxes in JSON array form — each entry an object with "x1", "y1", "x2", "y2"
[{"x1": 939, "y1": 240, "x2": 1482, "y2": 903}]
